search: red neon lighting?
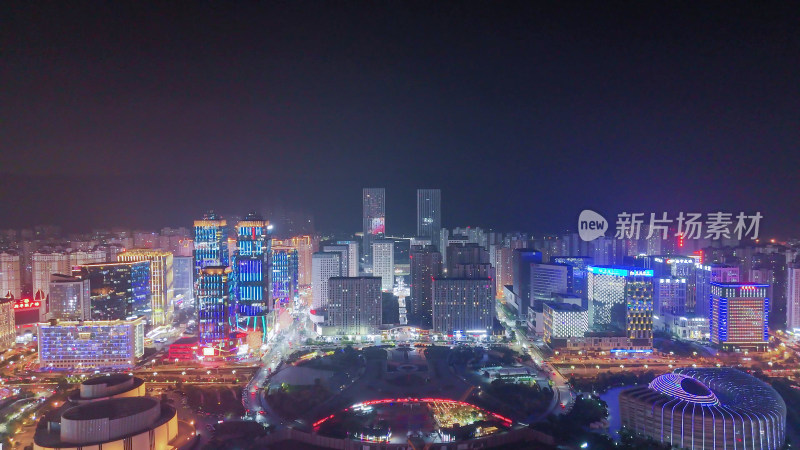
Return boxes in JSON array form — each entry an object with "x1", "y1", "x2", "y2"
[{"x1": 13, "y1": 299, "x2": 39, "y2": 310}]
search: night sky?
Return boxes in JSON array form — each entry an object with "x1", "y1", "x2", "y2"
[{"x1": 2, "y1": 2, "x2": 799, "y2": 237}]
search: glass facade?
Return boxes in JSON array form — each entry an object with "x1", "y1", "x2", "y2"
[
  {"x1": 193, "y1": 213, "x2": 228, "y2": 275},
  {"x1": 75, "y1": 262, "x2": 152, "y2": 321},
  {"x1": 197, "y1": 266, "x2": 231, "y2": 348},
  {"x1": 271, "y1": 247, "x2": 298, "y2": 307},
  {"x1": 232, "y1": 215, "x2": 271, "y2": 328}
]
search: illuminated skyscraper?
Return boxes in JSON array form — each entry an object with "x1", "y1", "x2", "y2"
[
  {"x1": 510, "y1": 249, "x2": 542, "y2": 319},
  {"x1": 788, "y1": 264, "x2": 800, "y2": 333},
  {"x1": 231, "y1": 214, "x2": 271, "y2": 337},
  {"x1": 710, "y1": 282, "x2": 769, "y2": 351},
  {"x1": 417, "y1": 189, "x2": 441, "y2": 251},
  {"x1": 694, "y1": 264, "x2": 739, "y2": 318},
  {"x1": 372, "y1": 240, "x2": 394, "y2": 291},
  {"x1": 362, "y1": 188, "x2": 386, "y2": 268},
  {"x1": 193, "y1": 212, "x2": 228, "y2": 275},
  {"x1": 271, "y1": 246, "x2": 298, "y2": 307},
  {"x1": 587, "y1": 266, "x2": 654, "y2": 348},
  {"x1": 117, "y1": 249, "x2": 174, "y2": 327},
  {"x1": 409, "y1": 245, "x2": 442, "y2": 329},
  {"x1": 32, "y1": 250, "x2": 70, "y2": 318},
  {"x1": 653, "y1": 277, "x2": 687, "y2": 316},
  {"x1": 75, "y1": 261, "x2": 151, "y2": 321},
  {"x1": 432, "y1": 278, "x2": 494, "y2": 335},
  {"x1": 48, "y1": 274, "x2": 91, "y2": 321},
  {"x1": 551, "y1": 256, "x2": 593, "y2": 308},
  {"x1": 197, "y1": 266, "x2": 232, "y2": 349},
  {"x1": 0, "y1": 251, "x2": 21, "y2": 299},
  {"x1": 312, "y1": 252, "x2": 341, "y2": 308}
]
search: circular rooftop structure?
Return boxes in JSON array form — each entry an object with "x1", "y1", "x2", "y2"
[
  {"x1": 68, "y1": 374, "x2": 146, "y2": 403},
  {"x1": 621, "y1": 368, "x2": 786, "y2": 450}
]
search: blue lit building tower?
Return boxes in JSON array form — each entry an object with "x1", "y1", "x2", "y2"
[
  {"x1": 232, "y1": 213, "x2": 272, "y2": 339},
  {"x1": 197, "y1": 266, "x2": 232, "y2": 351},
  {"x1": 193, "y1": 211, "x2": 228, "y2": 276},
  {"x1": 272, "y1": 245, "x2": 299, "y2": 308}
]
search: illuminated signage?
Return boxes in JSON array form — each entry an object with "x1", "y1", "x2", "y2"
[
  {"x1": 587, "y1": 267, "x2": 653, "y2": 277},
  {"x1": 202, "y1": 347, "x2": 216, "y2": 356},
  {"x1": 13, "y1": 298, "x2": 40, "y2": 310}
]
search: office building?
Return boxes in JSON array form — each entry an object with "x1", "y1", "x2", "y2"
[
  {"x1": 432, "y1": 278, "x2": 494, "y2": 335},
  {"x1": 530, "y1": 263, "x2": 571, "y2": 306},
  {"x1": 197, "y1": 266, "x2": 232, "y2": 349},
  {"x1": 542, "y1": 302, "x2": 589, "y2": 345},
  {"x1": 272, "y1": 246, "x2": 298, "y2": 307},
  {"x1": 653, "y1": 277, "x2": 687, "y2": 316},
  {"x1": 193, "y1": 212, "x2": 228, "y2": 275},
  {"x1": 493, "y1": 247, "x2": 514, "y2": 298},
  {"x1": 0, "y1": 297, "x2": 13, "y2": 349},
  {"x1": 117, "y1": 249, "x2": 174, "y2": 326},
  {"x1": 38, "y1": 317, "x2": 146, "y2": 370},
  {"x1": 172, "y1": 256, "x2": 194, "y2": 302},
  {"x1": 68, "y1": 249, "x2": 106, "y2": 267},
  {"x1": 620, "y1": 369, "x2": 785, "y2": 450},
  {"x1": 510, "y1": 249, "x2": 542, "y2": 319},
  {"x1": 788, "y1": 264, "x2": 800, "y2": 332},
  {"x1": 32, "y1": 250, "x2": 70, "y2": 316},
  {"x1": 587, "y1": 266, "x2": 654, "y2": 348},
  {"x1": 232, "y1": 214, "x2": 271, "y2": 336},
  {"x1": 446, "y1": 243, "x2": 494, "y2": 279},
  {"x1": 48, "y1": 274, "x2": 91, "y2": 321},
  {"x1": 695, "y1": 264, "x2": 739, "y2": 318},
  {"x1": 551, "y1": 256, "x2": 592, "y2": 308},
  {"x1": 324, "y1": 277, "x2": 382, "y2": 335},
  {"x1": 372, "y1": 240, "x2": 394, "y2": 291},
  {"x1": 409, "y1": 245, "x2": 442, "y2": 329},
  {"x1": 0, "y1": 251, "x2": 21, "y2": 299},
  {"x1": 312, "y1": 252, "x2": 340, "y2": 308},
  {"x1": 417, "y1": 189, "x2": 441, "y2": 250},
  {"x1": 710, "y1": 282, "x2": 769, "y2": 351},
  {"x1": 323, "y1": 244, "x2": 354, "y2": 277},
  {"x1": 362, "y1": 188, "x2": 386, "y2": 266},
  {"x1": 75, "y1": 261, "x2": 151, "y2": 321}
]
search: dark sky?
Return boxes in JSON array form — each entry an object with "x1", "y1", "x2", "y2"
[{"x1": 2, "y1": 2, "x2": 799, "y2": 237}]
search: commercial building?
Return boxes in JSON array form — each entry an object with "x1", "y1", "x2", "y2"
[
  {"x1": 710, "y1": 282, "x2": 769, "y2": 351},
  {"x1": 0, "y1": 297, "x2": 14, "y2": 349},
  {"x1": 432, "y1": 278, "x2": 494, "y2": 335},
  {"x1": 272, "y1": 246, "x2": 299, "y2": 306},
  {"x1": 322, "y1": 277, "x2": 382, "y2": 335},
  {"x1": 417, "y1": 189, "x2": 441, "y2": 251},
  {"x1": 74, "y1": 261, "x2": 151, "y2": 321},
  {"x1": 0, "y1": 251, "x2": 22, "y2": 299},
  {"x1": 510, "y1": 249, "x2": 542, "y2": 319},
  {"x1": 362, "y1": 188, "x2": 386, "y2": 266},
  {"x1": 409, "y1": 245, "x2": 442, "y2": 329},
  {"x1": 695, "y1": 264, "x2": 739, "y2": 318},
  {"x1": 32, "y1": 250, "x2": 70, "y2": 317},
  {"x1": 168, "y1": 336, "x2": 201, "y2": 362},
  {"x1": 67, "y1": 374, "x2": 147, "y2": 404},
  {"x1": 551, "y1": 256, "x2": 592, "y2": 308},
  {"x1": 542, "y1": 302, "x2": 589, "y2": 346},
  {"x1": 38, "y1": 317, "x2": 146, "y2": 370},
  {"x1": 312, "y1": 252, "x2": 341, "y2": 308},
  {"x1": 446, "y1": 243, "x2": 493, "y2": 279},
  {"x1": 118, "y1": 249, "x2": 174, "y2": 326},
  {"x1": 655, "y1": 313, "x2": 708, "y2": 341},
  {"x1": 33, "y1": 396, "x2": 178, "y2": 450},
  {"x1": 620, "y1": 369, "x2": 786, "y2": 450},
  {"x1": 197, "y1": 266, "x2": 232, "y2": 349},
  {"x1": 788, "y1": 264, "x2": 800, "y2": 333},
  {"x1": 372, "y1": 240, "x2": 394, "y2": 291},
  {"x1": 530, "y1": 263, "x2": 571, "y2": 306},
  {"x1": 172, "y1": 255, "x2": 194, "y2": 303},
  {"x1": 653, "y1": 277, "x2": 687, "y2": 316},
  {"x1": 232, "y1": 214, "x2": 271, "y2": 335},
  {"x1": 48, "y1": 274, "x2": 91, "y2": 321},
  {"x1": 193, "y1": 212, "x2": 229, "y2": 274},
  {"x1": 586, "y1": 266, "x2": 654, "y2": 350}
]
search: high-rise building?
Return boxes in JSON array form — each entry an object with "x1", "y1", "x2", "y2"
[
  {"x1": 587, "y1": 266, "x2": 654, "y2": 348},
  {"x1": 510, "y1": 249, "x2": 542, "y2": 319},
  {"x1": 653, "y1": 277, "x2": 688, "y2": 316},
  {"x1": 272, "y1": 236, "x2": 314, "y2": 286},
  {"x1": 0, "y1": 297, "x2": 14, "y2": 349},
  {"x1": 68, "y1": 249, "x2": 106, "y2": 267},
  {"x1": 417, "y1": 189, "x2": 441, "y2": 251},
  {"x1": 32, "y1": 250, "x2": 70, "y2": 317},
  {"x1": 48, "y1": 274, "x2": 91, "y2": 321},
  {"x1": 0, "y1": 251, "x2": 21, "y2": 299},
  {"x1": 232, "y1": 214, "x2": 271, "y2": 335},
  {"x1": 530, "y1": 263, "x2": 571, "y2": 306},
  {"x1": 323, "y1": 244, "x2": 353, "y2": 277},
  {"x1": 362, "y1": 188, "x2": 386, "y2": 267},
  {"x1": 74, "y1": 261, "x2": 151, "y2": 321},
  {"x1": 117, "y1": 249, "x2": 174, "y2": 327},
  {"x1": 409, "y1": 245, "x2": 442, "y2": 329},
  {"x1": 695, "y1": 264, "x2": 739, "y2": 318},
  {"x1": 172, "y1": 256, "x2": 194, "y2": 302},
  {"x1": 336, "y1": 241, "x2": 360, "y2": 277},
  {"x1": 542, "y1": 302, "x2": 589, "y2": 345},
  {"x1": 788, "y1": 264, "x2": 800, "y2": 333},
  {"x1": 193, "y1": 212, "x2": 228, "y2": 275},
  {"x1": 312, "y1": 252, "x2": 341, "y2": 308},
  {"x1": 710, "y1": 282, "x2": 769, "y2": 351},
  {"x1": 372, "y1": 240, "x2": 394, "y2": 291},
  {"x1": 432, "y1": 278, "x2": 494, "y2": 335},
  {"x1": 446, "y1": 243, "x2": 494, "y2": 279},
  {"x1": 325, "y1": 277, "x2": 382, "y2": 335},
  {"x1": 197, "y1": 266, "x2": 232, "y2": 349},
  {"x1": 38, "y1": 318, "x2": 146, "y2": 370},
  {"x1": 551, "y1": 256, "x2": 593, "y2": 308},
  {"x1": 272, "y1": 246, "x2": 298, "y2": 307}
]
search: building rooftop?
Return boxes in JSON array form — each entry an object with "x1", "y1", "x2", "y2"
[
  {"x1": 543, "y1": 302, "x2": 585, "y2": 312},
  {"x1": 62, "y1": 396, "x2": 156, "y2": 421}
]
